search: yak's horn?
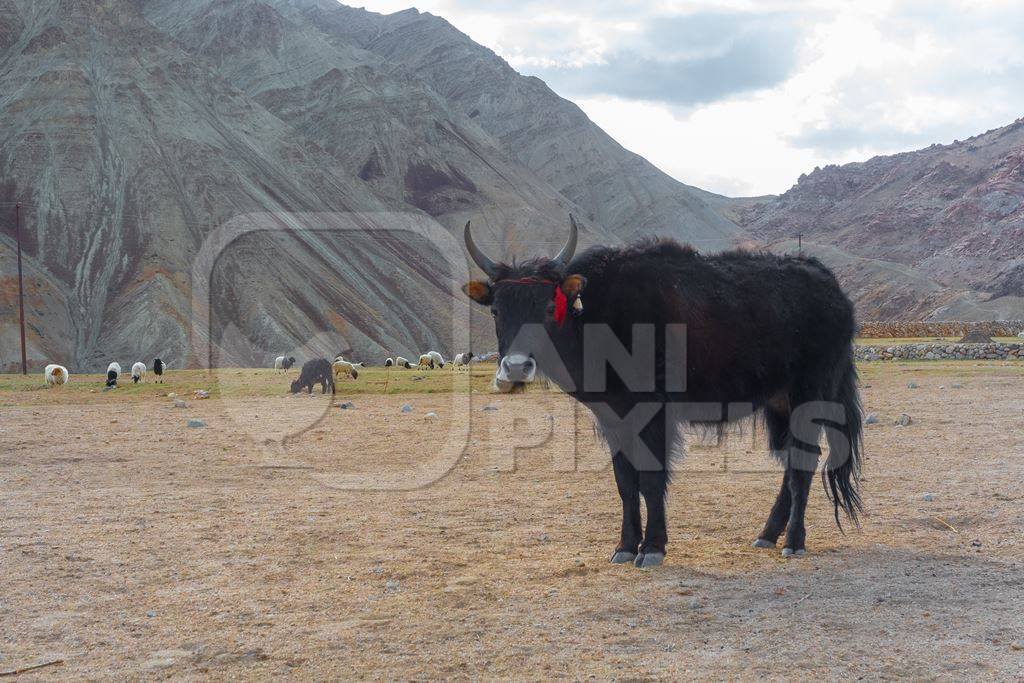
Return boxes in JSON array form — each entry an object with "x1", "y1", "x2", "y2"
[
  {"x1": 464, "y1": 221, "x2": 498, "y2": 277},
  {"x1": 554, "y1": 215, "x2": 579, "y2": 265}
]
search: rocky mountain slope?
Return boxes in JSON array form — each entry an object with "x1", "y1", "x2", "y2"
[
  {"x1": 0, "y1": 0, "x2": 740, "y2": 371},
  {"x1": 288, "y1": 0, "x2": 742, "y2": 249},
  {"x1": 738, "y1": 119, "x2": 1024, "y2": 320},
  {"x1": 1, "y1": 0, "x2": 1022, "y2": 371}
]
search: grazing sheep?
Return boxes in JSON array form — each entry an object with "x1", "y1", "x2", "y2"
[
  {"x1": 394, "y1": 356, "x2": 413, "y2": 369},
  {"x1": 106, "y1": 362, "x2": 121, "y2": 388},
  {"x1": 153, "y1": 358, "x2": 167, "y2": 383},
  {"x1": 332, "y1": 359, "x2": 360, "y2": 381},
  {"x1": 44, "y1": 364, "x2": 70, "y2": 387},
  {"x1": 453, "y1": 352, "x2": 475, "y2": 368},
  {"x1": 384, "y1": 357, "x2": 394, "y2": 367},
  {"x1": 428, "y1": 351, "x2": 446, "y2": 368},
  {"x1": 274, "y1": 355, "x2": 297, "y2": 372},
  {"x1": 418, "y1": 353, "x2": 435, "y2": 370},
  {"x1": 131, "y1": 361, "x2": 146, "y2": 384},
  {"x1": 290, "y1": 358, "x2": 334, "y2": 394}
]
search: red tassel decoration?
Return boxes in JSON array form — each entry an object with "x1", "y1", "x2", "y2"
[{"x1": 552, "y1": 285, "x2": 568, "y2": 327}]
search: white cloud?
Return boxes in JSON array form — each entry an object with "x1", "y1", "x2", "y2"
[{"x1": 352, "y1": 0, "x2": 1024, "y2": 196}]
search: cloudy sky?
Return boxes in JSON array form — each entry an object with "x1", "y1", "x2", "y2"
[{"x1": 354, "y1": 0, "x2": 1024, "y2": 197}]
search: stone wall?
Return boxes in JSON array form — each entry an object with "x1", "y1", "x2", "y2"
[
  {"x1": 855, "y1": 342, "x2": 1023, "y2": 361},
  {"x1": 857, "y1": 321, "x2": 1024, "y2": 338}
]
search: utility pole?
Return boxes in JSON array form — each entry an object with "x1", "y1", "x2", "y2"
[{"x1": 15, "y1": 202, "x2": 27, "y2": 374}]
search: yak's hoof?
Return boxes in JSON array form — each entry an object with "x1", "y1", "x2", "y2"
[
  {"x1": 781, "y1": 547, "x2": 806, "y2": 558},
  {"x1": 634, "y1": 552, "x2": 665, "y2": 569},
  {"x1": 610, "y1": 551, "x2": 637, "y2": 564},
  {"x1": 751, "y1": 538, "x2": 775, "y2": 549}
]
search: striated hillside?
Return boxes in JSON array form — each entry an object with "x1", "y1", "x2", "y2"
[
  {"x1": 739, "y1": 119, "x2": 1024, "y2": 320},
  {"x1": 1, "y1": 0, "x2": 1021, "y2": 371},
  {"x1": 290, "y1": 0, "x2": 743, "y2": 250},
  {"x1": 0, "y1": 0, "x2": 745, "y2": 371},
  {"x1": 0, "y1": 0, "x2": 468, "y2": 370}
]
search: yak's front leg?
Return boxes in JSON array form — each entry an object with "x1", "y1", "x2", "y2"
[
  {"x1": 635, "y1": 407, "x2": 669, "y2": 568},
  {"x1": 610, "y1": 454, "x2": 642, "y2": 564},
  {"x1": 596, "y1": 402, "x2": 668, "y2": 567}
]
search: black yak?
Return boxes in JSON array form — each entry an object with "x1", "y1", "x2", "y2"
[
  {"x1": 290, "y1": 358, "x2": 335, "y2": 395},
  {"x1": 462, "y1": 217, "x2": 863, "y2": 567}
]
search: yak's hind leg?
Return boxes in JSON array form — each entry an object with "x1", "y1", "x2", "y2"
[
  {"x1": 753, "y1": 407, "x2": 792, "y2": 549},
  {"x1": 610, "y1": 454, "x2": 642, "y2": 564},
  {"x1": 753, "y1": 398, "x2": 822, "y2": 557},
  {"x1": 782, "y1": 438, "x2": 820, "y2": 557}
]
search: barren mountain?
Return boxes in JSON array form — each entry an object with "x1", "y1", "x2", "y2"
[
  {"x1": 0, "y1": 0, "x2": 478, "y2": 371},
  {"x1": 739, "y1": 119, "x2": 1024, "y2": 320},
  {"x1": 2, "y1": 0, "x2": 1021, "y2": 372},
  {"x1": 0, "y1": 0, "x2": 746, "y2": 371},
  {"x1": 289, "y1": 0, "x2": 742, "y2": 250}
]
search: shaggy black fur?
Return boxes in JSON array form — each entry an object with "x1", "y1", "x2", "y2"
[
  {"x1": 282, "y1": 356, "x2": 296, "y2": 370},
  {"x1": 466, "y1": 237, "x2": 863, "y2": 563},
  {"x1": 291, "y1": 358, "x2": 334, "y2": 394},
  {"x1": 106, "y1": 370, "x2": 118, "y2": 388}
]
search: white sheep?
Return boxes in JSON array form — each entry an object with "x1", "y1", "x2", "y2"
[
  {"x1": 394, "y1": 356, "x2": 413, "y2": 369},
  {"x1": 453, "y1": 352, "x2": 475, "y2": 368},
  {"x1": 332, "y1": 359, "x2": 360, "y2": 381},
  {"x1": 44, "y1": 364, "x2": 70, "y2": 387},
  {"x1": 131, "y1": 361, "x2": 147, "y2": 384},
  {"x1": 428, "y1": 351, "x2": 446, "y2": 368},
  {"x1": 418, "y1": 353, "x2": 436, "y2": 370}
]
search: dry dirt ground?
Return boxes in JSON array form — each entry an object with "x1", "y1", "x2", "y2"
[{"x1": 2, "y1": 362, "x2": 1023, "y2": 679}]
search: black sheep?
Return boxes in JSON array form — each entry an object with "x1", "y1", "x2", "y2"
[
  {"x1": 290, "y1": 358, "x2": 335, "y2": 394},
  {"x1": 153, "y1": 358, "x2": 166, "y2": 383}
]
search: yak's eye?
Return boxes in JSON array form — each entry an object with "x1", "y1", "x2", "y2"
[{"x1": 490, "y1": 308, "x2": 498, "y2": 318}]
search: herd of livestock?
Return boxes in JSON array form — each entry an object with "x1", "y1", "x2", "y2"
[
  {"x1": 42, "y1": 358, "x2": 167, "y2": 388},
  {"x1": 37, "y1": 350, "x2": 482, "y2": 392},
  {"x1": 285, "y1": 350, "x2": 479, "y2": 395}
]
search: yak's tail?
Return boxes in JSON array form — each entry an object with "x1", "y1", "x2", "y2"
[{"x1": 822, "y1": 355, "x2": 864, "y2": 530}]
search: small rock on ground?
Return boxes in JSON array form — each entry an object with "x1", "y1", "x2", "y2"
[
  {"x1": 173, "y1": 400, "x2": 187, "y2": 408},
  {"x1": 895, "y1": 413, "x2": 912, "y2": 426},
  {"x1": 865, "y1": 413, "x2": 879, "y2": 424},
  {"x1": 401, "y1": 404, "x2": 412, "y2": 413},
  {"x1": 922, "y1": 493, "x2": 934, "y2": 502},
  {"x1": 907, "y1": 382, "x2": 918, "y2": 389},
  {"x1": 187, "y1": 419, "x2": 205, "y2": 428}
]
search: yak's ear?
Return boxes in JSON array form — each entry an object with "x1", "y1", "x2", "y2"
[
  {"x1": 560, "y1": 274, "x2": 587, "y2": 298},
  {"x1": 462, "y1": 280, "x2": 493, "y2": 305}
]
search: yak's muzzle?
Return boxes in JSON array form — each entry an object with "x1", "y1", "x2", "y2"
[{"x1": 494, "y1": 354, "x2": 536, "y2": 392}]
